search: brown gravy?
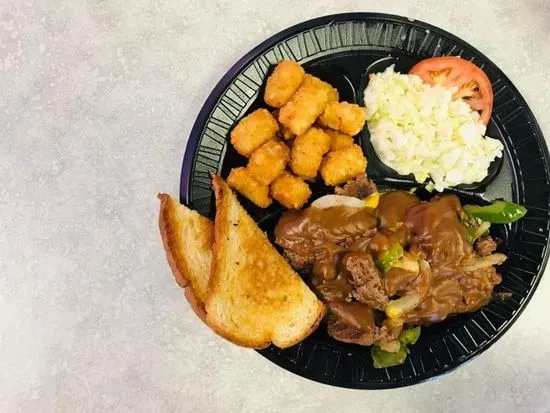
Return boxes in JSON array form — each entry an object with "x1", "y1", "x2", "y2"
[{"x1": 274, "y1": 191, "x2": 502, "y2": 341}]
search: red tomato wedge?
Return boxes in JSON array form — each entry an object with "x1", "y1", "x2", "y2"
[{"x1": 409, "y1": 57, "x2": 494, "y2": 125}]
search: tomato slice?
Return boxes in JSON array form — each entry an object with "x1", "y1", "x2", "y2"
[{"x1": 409, "y1": 57, "x2": 493, "y2": 125}]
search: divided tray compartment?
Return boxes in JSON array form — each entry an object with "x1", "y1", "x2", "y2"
[{"x1": 180, "y1": 13, "x2": 550, "y2": 388}]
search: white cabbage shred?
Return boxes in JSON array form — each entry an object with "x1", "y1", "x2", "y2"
[{"x1": 364, "y1": 65, "x2": 503, "y2": 191}]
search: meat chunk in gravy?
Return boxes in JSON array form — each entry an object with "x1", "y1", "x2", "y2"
[
  {"x1": 335, "y1": 173, "x2": 377, "y2": 198},
  {"x1": 327, "y1": 314, "x2": 378, "y2": 346},
  {"x1": 343, "y1": 252, "x2": 388, "y2": 310},
  {"x1": 283, "y1": 249, "x2": 314, "y2": 272},
  {"x1": 275, "y1": 190, "x2": 506, "y2": 347},
  {"x1": 326, "y1": 302, "x2": 381, "y2": 346},
  {"x1": 474, "y1": 236, "x2": 498, "y2": 256},
  {"x1": 327, "y1": 306, "x2": 402, "y2": 346}
]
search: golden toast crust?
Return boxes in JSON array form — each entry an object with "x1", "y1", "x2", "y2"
[
  {"x1": 206, "y1": 174, "x2": 326, "y2": 349},
  {"x1": 157, "y1": 193, "x2": 212, "y2": 316},
  {"x1": 208, "y1": 176, "x2": 257, "y2": 347},
  {"x1": 158, "y1": 193, "x2": 190, "y2": 288}
]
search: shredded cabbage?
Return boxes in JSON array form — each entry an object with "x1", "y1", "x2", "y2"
[{"x1": 364, "y1": 66, "x2": 503, "y2": 191}]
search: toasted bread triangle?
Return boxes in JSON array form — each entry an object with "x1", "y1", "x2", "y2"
[
  {"x1": 158, "y1": 193, "x2": 212, "y2": 320},
  {"x1": 206, "y1": 175, "x2": 326, "y2": 349}
]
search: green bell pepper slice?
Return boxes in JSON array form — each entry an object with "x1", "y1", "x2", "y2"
[
  {"x1": 463, "y1": 201, "x2": 527, "y2": 224},
  {"x1": 376, "y1": 243, "x2": 404, "y2": 273},
  {"x1": 371, "y1": 345, "x2": 407, "y2": 369},
  {"x1": 371, "y1": 327, "x2": 421, "y2": 369},
  {"x1": 399, "y1": 326, "x2": 421, "y2": 345}
]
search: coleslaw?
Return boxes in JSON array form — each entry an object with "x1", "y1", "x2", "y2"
[{"x1": 364, "y1": 66, "x2": 503, "y2": 191}]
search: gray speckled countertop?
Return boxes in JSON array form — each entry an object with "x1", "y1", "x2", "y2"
[{"x1": 2, "y1": 1, "x2": 550, "y2": 412}]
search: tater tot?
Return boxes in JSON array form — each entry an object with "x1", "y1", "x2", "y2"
[
  {"x1": 279, "y1": 124, "x2": 295, "y2": 141},
  {"x1": 318, "y1": 101, "x2": 367, "y2": 136},
  {"x1": 247, "y1": 139, "x2": 290, "y2": 185},
  {"x1": 264, "y1": 60, "x2": 305, "y2": 108},
  {"x1": 230, "y1": 109, "x2": 279, "y2": 157},
  {"x1": 327, "y1": 87, "x2": 339, "y2": 103},
  {"x1": 279, "y1": 75, "x2": 340, "y2": 136},
  {"x1": 320, "y1": 144, "x2": 368, "y2": 186},
  {"x1": 271, "y1": 172, "x2": 312, "y2": 209},
  {"x1": 324, "y1": 129, "x2": 355, "y2": 151},
  {"x1": 272, "y1": 110, "x2": 295, "y2": 140},
  {"x1": 227, "y1": 167, "x2": 272, "y2": 207},
  {"x1": 290, "y1": 127, "x2": 331, "y2": 179}
]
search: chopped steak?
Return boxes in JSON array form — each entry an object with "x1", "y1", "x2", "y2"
[
  {"x1": 352, "y1": 287, "x2": 388, "y2": 311},
  {"x1": 377, "y1": 319, "x2": 404, "y2": 345},
  {"x1": 338, "y1": 236, "x2": 356, "y2": 250},
  {"x1": 335, "y1": 173, "x2": 377, "y2": 199},
  {"x1": 283, "y1": 250, "x2": 314, "y2": 271},
  {"x1": 376, "y1": 326, "x2": 398, "y2": 345},
  {"x1": 326, "y1": 307, "x2": 399, "y2": 346},
  {"x1": 326, "y1": 314, "x2": 379, "y2": 346},
  {"x1": 459, "y1": 266, "x2": 502, "y2": 311},
  {"x1": 338, "y1": 230, "x2": 376, "y2": 250},
  {"x1": 343, "y1": 252, "x2": 388, "y2": 310},
  {"x1": 474, "y1": 236, "x2": 497, "y2": 256},
  {"x1": 316, "y1": 282, "x2": 352, "y2": 303},
  {"x1": 274, "y1": 189, "x2": 511, "y2": 351}
]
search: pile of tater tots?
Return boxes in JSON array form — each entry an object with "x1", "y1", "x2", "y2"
[{"x1": 228, "y1": 60, "x2": 368, "y2": 209}]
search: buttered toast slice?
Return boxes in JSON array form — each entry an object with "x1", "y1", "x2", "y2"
[
  {"x1": 207, "y1": 175, "x2": 326, "y2": 349},
  {"x1": 158, "y1": 193, "x2": 213, "y2": 320}
]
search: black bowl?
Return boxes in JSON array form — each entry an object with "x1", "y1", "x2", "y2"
[{"x1": 180, "y1": 13, "x2": 550, "y2": 389}]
